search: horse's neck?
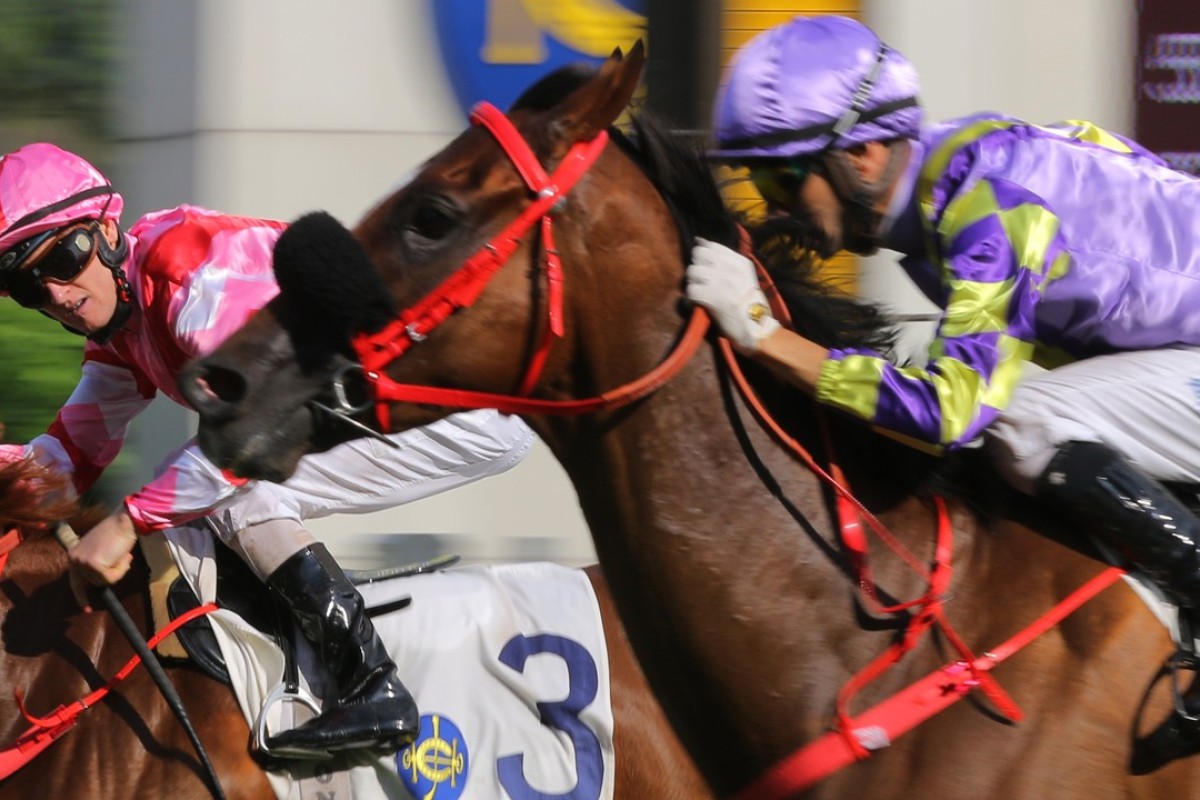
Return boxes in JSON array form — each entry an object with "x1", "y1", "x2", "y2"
[
  {"x1": 2, "y1": 536, "x2": 150, "y2": 664},
  {"x1": 543, "y1": 339, "x2": 940, "y2": 592},
  {"x1": 536, "y1": 343, "x2": 939, "y2": 774},
  {"x1": 0, "y1": 537, "x2": 116, "y2": 736}
]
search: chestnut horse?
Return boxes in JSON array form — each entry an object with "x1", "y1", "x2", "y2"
[
  {"x1": 0, "y1": 459, "x2": 707, "y2": 799},
  {"x1": 180, "y1": 45, "x2": 1200, "y2": 798}
]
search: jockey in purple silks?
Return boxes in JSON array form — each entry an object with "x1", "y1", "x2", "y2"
[
  {"x1": 0, "y1": 143, "x2": 536, "y2": 759},
  {"x1": 687, "y1": 13, "x2": 1200, "y2": 738}
]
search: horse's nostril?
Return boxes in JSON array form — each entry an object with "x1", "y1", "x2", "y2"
[
  {"x1": 182, "y1": 362, "x2": 247, "y2": 417},
  {"x1": 204, "y1": 366, "x2": 246, "y2": 404}
]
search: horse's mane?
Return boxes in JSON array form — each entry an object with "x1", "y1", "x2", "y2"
[
  {"x1": 0, "y1": 459, "x2": 108, "y2": 536},
  {"x1": 511, "y1": 62, "x2": 601, "y2": 113},
  {"x1": 625, "y1": 116, "x2": 903, "y2": 356},
  {"x1": 608, "y1": 112, "x2": 964, "y2": 508}
]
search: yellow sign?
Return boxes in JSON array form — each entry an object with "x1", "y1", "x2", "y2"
[{"x1": 483, "y1": 0, "x2": 647, "y2": 63}]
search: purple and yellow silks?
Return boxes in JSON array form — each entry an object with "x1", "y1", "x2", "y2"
[{"x1": 817, "y1": 114, "x2": 1200, "y2": 452}]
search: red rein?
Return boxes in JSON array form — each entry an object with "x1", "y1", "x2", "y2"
[
  {"x1": 0, "y1": 601, "x2": 218, "y2": 781},
  {"x1": 0, "y1": 527, "x2": 20, "y2": 576}
]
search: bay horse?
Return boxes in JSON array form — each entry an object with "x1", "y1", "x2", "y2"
[
  {"x1": 179, "y1": 44, "x2": 1200, "y2": 798},
  {"x1": 0, "y1": 459, "x2": 707, "y2": 798}
]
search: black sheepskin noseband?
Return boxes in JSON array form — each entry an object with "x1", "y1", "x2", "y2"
[{"x1": 271, "y1": 211, "x2": 398, "y2": 350}]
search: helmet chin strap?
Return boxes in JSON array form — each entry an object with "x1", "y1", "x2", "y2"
[
  {"x1": 820, "y1": 139, "x2": 910, "y2": 253},
  {"x1": 48, "y1": 226, "x2": 133, "y2": 344},
  {"x1": 87, "y1": 226, "x2": 133, "y2": 344}
]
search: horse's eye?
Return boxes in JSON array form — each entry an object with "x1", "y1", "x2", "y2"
[{"x1": 407, "y1": 203, "x2": 457, "y2": 242}]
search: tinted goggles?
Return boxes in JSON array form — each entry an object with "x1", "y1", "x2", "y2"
[
  {"x1": 0, "y1": 224, "x2": 100, "y2": 309},
  {"x1": 747, "y1": 158, "x2": 819, "y2": 207}
]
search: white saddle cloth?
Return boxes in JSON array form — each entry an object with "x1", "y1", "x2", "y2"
[{"x1": 164, "y1": 526, "x2": 616, "y2": 800}]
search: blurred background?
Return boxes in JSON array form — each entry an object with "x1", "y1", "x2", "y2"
[{"x1": 0, "y1": 0, "x2": 1192, "y2": 568}]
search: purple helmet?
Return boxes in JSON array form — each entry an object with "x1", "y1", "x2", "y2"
[
  {"x1": 0, "y1": 143, "x2": 123, "y2": 255},
  {"x1": 712, "y1": 16, "x2": 922, "y2": 160}
]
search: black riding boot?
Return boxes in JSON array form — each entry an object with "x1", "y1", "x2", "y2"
[
  {"x1": 1037, "y1": 441, "x2": 1200, "y2": 770},
  {"x1": 263, "y1": 544, "x2": 419, "y2": 757},
  {"x1": 1036, "y1": 440, "x2": 1200, "y2": 609}
]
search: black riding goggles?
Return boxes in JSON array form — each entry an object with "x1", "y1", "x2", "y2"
[
  {"x1": 747, "y1": 157, "x2": 820, "y2": 207},
  {"x1": 0, "y1": 223, "x2": 100, "y2": 309}
]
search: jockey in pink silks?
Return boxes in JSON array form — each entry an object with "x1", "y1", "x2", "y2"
[{"x1": 0, "y1": 142, "x2": 536, "y2": 758}]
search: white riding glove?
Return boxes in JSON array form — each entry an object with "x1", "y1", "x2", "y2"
[{"x1": 686, "y1": 238, "x2": 781, "y2": 351}]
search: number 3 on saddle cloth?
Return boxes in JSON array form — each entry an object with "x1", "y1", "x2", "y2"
[{"x1": 162, "y1": 523, "x2": 616, "y2": 800}]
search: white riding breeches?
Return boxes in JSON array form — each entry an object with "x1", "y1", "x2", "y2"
[
  {"x1": 201, "y1": 408, "x2": 536, "y2": 574},
  {"x1": 986, "y1": 346, "x2": 1200, "y2": 494}
]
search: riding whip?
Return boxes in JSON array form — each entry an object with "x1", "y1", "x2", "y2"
[{"x1": 55, "y1": 523, "x2": 227, "y2": 800}]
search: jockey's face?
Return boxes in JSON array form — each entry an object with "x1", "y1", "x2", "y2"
[
  {"x1": 746, "y1": 157, "x2": 845, "y2": 258},
  {"x1": 795, "y1": 141, "x2": 903, "y2": 258},
  {"x1": 25, "y1": 219, "x2": 120, "y2": 335},
  {"x1": 793, "y1": 169, "x2": 847, "y2": 258}
]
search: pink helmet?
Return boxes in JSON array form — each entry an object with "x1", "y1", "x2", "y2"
[{"x1": 0, "y1": 143, "x2": 124, "y2": 256}]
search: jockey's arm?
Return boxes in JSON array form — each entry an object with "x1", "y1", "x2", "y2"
[{"x1": 751, "y1": 328, "x2": 830, "y2": 392}]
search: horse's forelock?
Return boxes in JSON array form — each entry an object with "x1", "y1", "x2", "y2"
[{"x1": 510, "y1": 62, "x2": 599, "y2": 113}]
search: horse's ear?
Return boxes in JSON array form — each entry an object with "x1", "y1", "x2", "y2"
[{"x1": 552, "y1": 39, "x2": 645, "y2": 145}]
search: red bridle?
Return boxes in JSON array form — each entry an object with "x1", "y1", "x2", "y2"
[{"x1": 350, "y1": 101, "x2": 710, "y2": 429}]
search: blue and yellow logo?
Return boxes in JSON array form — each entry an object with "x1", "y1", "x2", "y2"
[
  {"x1": 397, "y1": 714, "x2": 470, "y2": 799},
  {"x1": 432, "y1": 0, "x2": 647, "y2": 115}
]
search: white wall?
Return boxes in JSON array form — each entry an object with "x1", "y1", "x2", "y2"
[{"x1": 867, "y1": 0, "x2": 1134, "y2": 130}]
